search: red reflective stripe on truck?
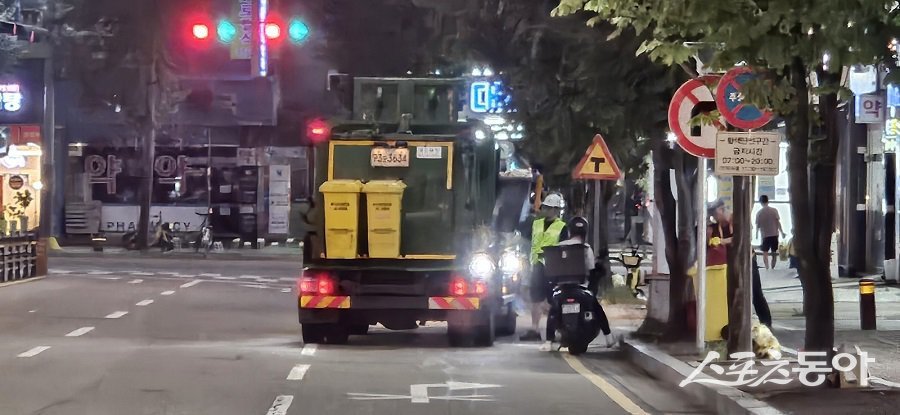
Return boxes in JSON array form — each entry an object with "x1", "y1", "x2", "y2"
[{"x1": 428, "y1": 297, "x2": 480, "y2": 310}]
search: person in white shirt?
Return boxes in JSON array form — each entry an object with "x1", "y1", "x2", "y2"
[{"x1": 541, "y1": 216, "x2": 616, "y2": 351}]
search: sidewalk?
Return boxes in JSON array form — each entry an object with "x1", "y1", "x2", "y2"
[
  {"x1": 49, "y1": 244, "x2": 305, "y2": 262},
  {"x1": 605, "y1": 265, "x2": 900, "y2": 414}
]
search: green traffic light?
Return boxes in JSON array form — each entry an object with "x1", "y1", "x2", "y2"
[
  {"x1": 217, "y1": 20, "x2": 237, "y2": 43},
  {"x1": 288, "y1": 19, "x2": 310, "y2": 43}
]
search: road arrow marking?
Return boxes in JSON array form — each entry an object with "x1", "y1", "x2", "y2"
[{"x1": 349, "y1": 382, "x2": 501, "y2": 403}]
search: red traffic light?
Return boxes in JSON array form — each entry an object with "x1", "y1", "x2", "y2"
[
  {"x1": 307, "y1": 119, "x2": 331, "y2": 142},
  {"x1": 192, "y1": 23, "x2": 210, "y2": 40},
  {"x1": 264, "y1": 23, "x2": 282, "y2": 40}
]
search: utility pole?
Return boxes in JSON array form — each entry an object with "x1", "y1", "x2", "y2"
[{"x1": 137, "y1": 45, "x2": 158, "y2": 251}]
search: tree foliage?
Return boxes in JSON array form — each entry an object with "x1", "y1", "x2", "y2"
[{"x1": 554, "y1": 0, "x2": 900, "y2": 354}]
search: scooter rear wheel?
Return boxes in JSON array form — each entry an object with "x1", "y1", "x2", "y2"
[{"x1": 568, "y1": 342, "x2": 589, "y2": 355}]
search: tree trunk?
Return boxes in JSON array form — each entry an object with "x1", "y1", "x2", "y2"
[
  {"x1": 648, "y1": 142, "x2": 696, "y2": 341},
  {"x1": 786, "y1": 58, "x2": 836, "y2": 354},
  {"x1": 727, "y1": 175, "x2": 752, "y2": 354}
]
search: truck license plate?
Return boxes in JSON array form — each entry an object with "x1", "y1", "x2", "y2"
[
  {"x1": 562, "y1": 303, "x2": 580, "y2": 314},
  {"x1": 371, "y1": 147, "x2": 410, "y2": 167}
]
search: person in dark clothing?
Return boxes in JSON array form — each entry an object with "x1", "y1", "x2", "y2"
[{"x1": 752, "y1": 252, "x2": 773, "y2": 327}]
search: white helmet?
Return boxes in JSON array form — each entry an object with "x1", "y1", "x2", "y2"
[{"x1": 541, "y1": 193, "x2": 565, "y2": 208}]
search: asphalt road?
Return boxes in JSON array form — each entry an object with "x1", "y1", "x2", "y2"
[{"x1": 0, "y1": 258, "x2": 708, "y2": 415}]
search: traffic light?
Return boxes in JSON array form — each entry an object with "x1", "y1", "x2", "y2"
[
  {"x1": 264, "y1": 22, "x2": 282, "y2": 40},
  {"x1": 288, "y1": 19, "x2": 310, "y2": 43},
  {"x1": 216, "y1": 20, "x2": 237, "y2": 43},
  {"x1": 191, "y1": 23, "x2": 210, "y2": 40}
]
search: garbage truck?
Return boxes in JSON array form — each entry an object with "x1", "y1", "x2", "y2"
[{"x1": 298, "y1": 77, "x2": 532, "y2": 346}]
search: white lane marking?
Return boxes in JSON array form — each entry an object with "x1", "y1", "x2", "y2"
[
  {"x1": 87, "y1": 271, "x2": 113, "y2": 275},
  {"x1": 177, "y1": 274, "x2": 196, "y2": 279},
  {"x1": 240, "y1": 275, "x2": 262, "y2": 279},
  {"x1": 256, "y1": 278, "x2": 278, "y2": 283},
  {"x1": 129, "y1": 272, "x2": 154, "y2": 276},
  {"x1": 199, "y1": 273, "x2": 221, "y2": 277},
  {"x1": 49, "y1": 269, "x2": 73, "y2": 274},
  {"x1": 128, "y1": 279, "x2": 144, "y2": 284},
  {"x1": 265, "y1": 395, "x2": 293, "y2": 415},
  {"x1": 301, "y1": 344, "x2": 317, "y2": 356},
  {"x1": 213, "y1": 276, "x2": 237, "y2": 280},
  {"x1": 241, "y1": 284, "x2": 267, "y2": 289},
  {"x1": 562, "y1": 354, "x2": 649, "y2": 415},
  {"x1": 281, "y1": 288, "x2": 292, "y2": 293},
  {"x1": 18, "y1": 346, "x2": 51, "y2": 358},
  {"x1": 65, "y1": 326, "x2": 95, "y2": 337},
  {"x1": 28, "y1": 309, "x2": 37, "y2": 313},
  {"x1": 279, "y1": 277, "x2": 297, "y2": 282},
  {"x1": 160, "y1": 290, "x2": 176, "y2": 296},
  {"x1": 97, "y1": 277, "x2": 122, "y2": 280},
  {"x1": 286, "y1": 364, "x2": 310, "y2": 380},
  {"x1": 105, "y1": 311, "x2": 128, "y2": 319},
  {"x1": 180, "y1": 280, "x2": 202, "y2": 288},
  {"x1": 136, "y1": 299, "x2": 155, "y2": 306},
  {"x1": 158, "y1": 272, "x2": 181, "y2": 276}
]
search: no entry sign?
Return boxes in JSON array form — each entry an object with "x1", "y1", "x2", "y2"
[
  {"x1": 716, "y1": 67, "x2": 774, "y2": 130},
  {"x1": 668, "y1": 76, "x2": 723, "y2": 158}
]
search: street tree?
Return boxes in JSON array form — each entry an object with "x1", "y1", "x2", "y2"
[{"x1": 553, "y1": 0, "x2": 900, "y2": 354}]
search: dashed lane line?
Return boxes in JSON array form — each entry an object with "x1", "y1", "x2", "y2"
[
  {"x1": 128, "y1": 272, "x2": 155, "y2": 276},
  {"x1": 65, "y1": 327, "x2": 95, "y2": 337},
  {"x1": 214, "y1": 276, "x2": 238, "y2": 280},
  {"x1": 87, "y1": 271, "x2": 113, "y2": 275},
  {"x1": 240, "y1": 275, "x2": 262, "y2": 279},
  {"x1": 128, "y1": 279, "x2": 144, "y2": 284},
  {"x1": 105, "y1": 311, "x2": 128, "y2": 319},
  {"x1": 160, "y1": 291, "x2": 176, "y2": 296},
  {"x1": 17, "y1": 346, "x2": 50, "y2": 358},
  {"x1": 562, "y1": 353, "x2": 649, "y2": 415},
  {"x1": 301, "y1": 344, "x2": 317, "y2": 356},
  {"x1": 136, "y1": 299, "x2": 154, "y2": 306},
  {"x1": 180, "y1": 280, "x2": 202, "y2": 288},
  {"x1": 265, "y1": 395, "x2": 293, "y2": 415},
  {"x1": 199, "y1": 273, "x2": 221, "y2": 277},
  {"x1": 286, "y1": 364, "x2": 311, "y2": 380}
]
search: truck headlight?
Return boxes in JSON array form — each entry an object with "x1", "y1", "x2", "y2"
[
  {"x1": 500, "y1": 251, "x2": 522, "y2": 274},
  {"x1": 468, "y1": 253, "x2": 495, "y2": 278}
]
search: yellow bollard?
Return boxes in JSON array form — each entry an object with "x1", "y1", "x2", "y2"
[{"x1": 859, "y1": 279, "x2": 876, "y2": 330}]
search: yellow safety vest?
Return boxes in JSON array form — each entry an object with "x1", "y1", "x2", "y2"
[{"x1": 530, "y1": 218, "x2": 565, "y2": 264}]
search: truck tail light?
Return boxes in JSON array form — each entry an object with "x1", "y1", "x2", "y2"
[
  {"x1": 473, "y1": 280, "x2": 487, "y2": 296},
  {"x1": 299, "y1": 272, "x2": 336, "y2": 295},
  {"x1": 450, "y1": 276, "x2": 468, "y2": 297}
]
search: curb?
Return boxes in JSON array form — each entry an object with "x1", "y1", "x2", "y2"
[
  {"x1": 49, "y1": 250, "x2": 302, "y2": 263},
  {"x1": 0, "y1": 276, "x2": 46, "y2": 288},
  {"x1": 622, "y1": 339, "x2": 784, "y2": 415}
]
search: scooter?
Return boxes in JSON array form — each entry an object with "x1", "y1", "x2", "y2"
[
  {"x1": 122, "y1": 214, "x2": 174, "y2": 252},
  {"x1": 543, "y1": 244, "x2": 604, "y2": 355}
]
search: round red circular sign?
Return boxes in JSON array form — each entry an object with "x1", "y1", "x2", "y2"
[
  {"x1": 668, "y1": 76, "x2": 722, "y2": 158},
  {"x1": 8, "y1": 175, "x2": 24, "y2": 190},
  {"x1": 716, "y1": 67, "x2": 774, "y2": 130}
]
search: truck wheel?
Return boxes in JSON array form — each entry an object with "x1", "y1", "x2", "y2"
[
  {"x1": 302, "y1": 324, "x2": 327, "y2": 344},
  {"x1": 349, "y1": 324, "x2": 369, "y2": 335},
  {"x1": 495, "y1": 304, "x2": 517, "y2": 336},
  {"x1": 473, "y1": 312, "x2": 496, "y2": 347},
  {"x1": 568, "y1": 342, "x2": 589, "y2": 355},
  {"x1": 324, "y1": 325, "x2": 350, "y2": 345}
]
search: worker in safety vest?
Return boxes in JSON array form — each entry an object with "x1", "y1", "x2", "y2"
[{"x1": 520, "y1": 193, "x2": 568, "y2": 341}]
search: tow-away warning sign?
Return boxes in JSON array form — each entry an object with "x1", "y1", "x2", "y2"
[{"x1": 572, "y1": 134, "x2": 622, "y2": 180}]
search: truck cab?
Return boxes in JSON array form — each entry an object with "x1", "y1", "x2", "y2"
[{"x1": 298, "y1": 78, "x2": 530, "y2": 346}]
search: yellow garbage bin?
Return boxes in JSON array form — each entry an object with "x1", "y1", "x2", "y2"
[
  {"x1": 319, "y1": 180, "x2": 363, "y2": 259},
  {"x1": 362, "y1": 180, "x2": 406, "y2": 258},
  {"x1": 689, "y1": 264, "x2": 729, "y2": 342}
]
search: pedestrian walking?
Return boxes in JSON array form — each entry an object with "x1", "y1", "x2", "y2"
[{"x1": 755, "y1": 195, "x2": 785, "y2": 270}]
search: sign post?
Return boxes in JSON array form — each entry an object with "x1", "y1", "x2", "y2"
[
  {"x1": 669, "y1": 78, "x2": 720, "y2": 352},
  {"x1": 572, "y1": 134, "x2": 623, "y2": 257}
]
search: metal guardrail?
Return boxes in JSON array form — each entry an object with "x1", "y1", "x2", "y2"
[{"x1": 0, "y1": 233, "x2": 38, "y2": 283}]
